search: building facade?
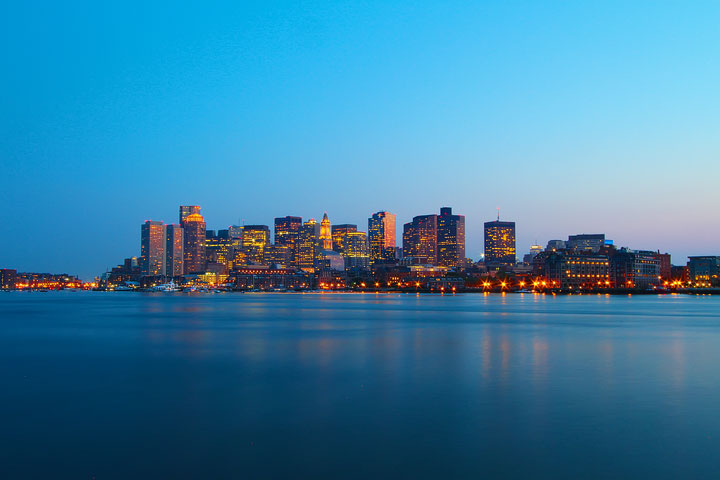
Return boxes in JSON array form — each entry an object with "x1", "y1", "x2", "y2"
[
  {"x1": 403, "y1": 214, "x2": 437, "y2": 265},
  {"x1": 179, "y1": 205, "x2": 201, "y2": 223},
  {"x1": 567, "y1": 234, "x2": 606, "y2": 253},
  {"x1": 274, "y1": 216, "x2": 302, "y2": 266},
  {"x1": 141, "y1": 220, "x2": 166, "y2": 276},
  {"x1": 343, "y1": 231, "x2": 370, "y2": 270},
  {"x1": 437, "y1": 207, "x2": 465, "y2": 268},
  {"x1": 181, "y1": 212, "x2": 207, "y2": 274},
  {"x1": 484, "y1": 220, "x2": 516, "y2": 267},
  {"x1": 368, "y1": 211, "x2": 396, "y2": 264},
  {"x1": 296, "y1": 219, "x2": 321, "y2": 272},
  {"x1": 610, "y1": 249, "x2": 661, "y2": 289},
  {"x1": 242, "y1": 225, "x2": 271, "y2": 265},
  {"x1": 319, "y1": 212, "x2": 333, "y2": 250},
  {"x1": 165, "y1": 224, "x2": 184, "y2": 277},
  {"x1": 687, "y1": 256, "x2": 720, "y2": 284},
  {"x1": 332, "y1": 224, "x2": 357, "y2": 254}
]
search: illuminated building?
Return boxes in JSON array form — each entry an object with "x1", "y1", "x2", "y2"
[
  {"x1": 368, "y1": 211, "x2": 396, "y2": 264},
  {"x1": 242, "y1": 225, "x2": 271, "y2": 265},
  {"x1": 228, "y1": 225, "x2": 244, "y2": 240},
  {"x1": 654, "y1": 252, "x2": 672, "y2": 281},
  {"x1": 437, "y1": 208, "x2": 465, "y2": 268},
  {"x1": 343, "y1": 231, "x2": 370, "y2": 270},
  {"x1": 264, "y1": 244, "x2": 291, "y2": 268},
  {"x1": 206, "y1": 230, "x2": 237, "y2": 272},
  {"x1": 179, "y1": 205, "x2": 201, "y2": 223},
  {"x1": 403, "y1": 214, "x2": 437, "y2": 265},
  {"x1": 181, "y1": 212, "x2": 207, "y2": 274},
  {"x1": 539, "y1": 251, "x2": 610, "y2": 289},
  {"x1": 230, "y1": 266, "x2": 312, "y2": 290},
  {"x1": 0, "y1": 269, "x2": 17, "y2": 289},
  {"x1": 687, "y1": 256, "x2": 720, "y2": 284},
  {"x1": 165, "y1": 224, "x2": 184, "y2": 277},
  {"x1": 296, "y1": 219, "x2": 321, "y2": 272},
  {"x1": 320, "y1": 212, "x2": 333, "y2": 250},
  {"x1": 567, "y1": 234, "x2": 606, "y2": 253},
  {"x1": 332, "y1": 224, "x2": 357, "y2": 254},
  {"x1": 484, "y1": 217, "x2": 516, "y2": 267},
  {"x1": 610, "y1": 249, "x2": 661, "y2": 289},
  {"x1": 274, "y1": 216, "x2": 302, "y2": 265},
  {"x1": 140, "y1": 220, "x2": 166, "y2": 276}
]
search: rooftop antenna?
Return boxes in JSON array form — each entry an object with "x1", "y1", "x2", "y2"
[{"x1": 496, "y1": 207, "x2": 500, "y2": 222}]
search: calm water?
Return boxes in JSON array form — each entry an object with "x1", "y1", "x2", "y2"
[{"x1": 1, "y1": 292, "x2": 720, "y2": 479}]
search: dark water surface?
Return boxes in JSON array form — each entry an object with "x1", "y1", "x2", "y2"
[{"x1": 2, "y1": 292, "x2": 720, "y2": 479}]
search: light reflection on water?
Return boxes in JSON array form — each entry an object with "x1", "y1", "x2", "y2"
[{"x1": 1, "y1": 292, "x2": 720, "y2": 478}]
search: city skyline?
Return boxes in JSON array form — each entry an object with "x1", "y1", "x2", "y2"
[{"x1": 3, "y1": 1, "x2": 720, "y2": 278}]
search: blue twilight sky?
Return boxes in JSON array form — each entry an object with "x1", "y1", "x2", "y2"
[{"x1": 1, "y1": 1, "x2": 719, "y2": 279}]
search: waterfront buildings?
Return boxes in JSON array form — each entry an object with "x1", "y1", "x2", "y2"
[
  {"x1": 140, "y1": 221, "x2": 166, "y2": 276},
  {"x1": 484, "y1": 218, "x2": 516, "y2": 267},
  {"x1": 536, "y1": 251, "x2": 610, "y2": 289},
  {"x1": 320, "y1": 212, "x2": 333, "y2": 250},
  {"x1": 165, "y1": 224, "x2": 184, "y2": 277},
  {"x1": 610, "y1": 249, "x2": 661, "y2": 289},
  {"x1": 181, "y1": 212, "x2": 207, "y2": 274},
  {"x1": 687, "y1": 256, "x2": 720, "y2": 284},
  {"x1": 0, "y1": 269, "x2": 17, "y2": 289},
  {"x1": 368, "y1": 211, "x2": 396, "y2": 264},
  {"x1": 437, "y1": 207, "x2": 465, "y2": 268}
]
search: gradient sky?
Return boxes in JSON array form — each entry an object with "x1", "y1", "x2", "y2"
[{"x1": 2, "y1": 1, "x2": 719, "y2": 279}]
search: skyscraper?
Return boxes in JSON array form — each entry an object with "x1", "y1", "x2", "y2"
[
  {"x1": 319, "y1": 212, "x2": 333, "y2": 250},
  {"x1": 179, "y1": 205, "x2": 201, "y2": 223},
  {"x1": 484, "y1": 216, "x2": 516, "y2": 267},
  {"x1": 437, "y1": 208, "x2": 465, "y2": 268},
  {"x1": 567, "y1": 234, "x2": 606, "y2": 253},
  {"x1": 141, "y1": 220, "x2": 166, "y2": 276},
  {"x1": 343, "y1": 231, "x2": 370, "y2": 270},
  {"x1": 181, "y1": 211, "x2": 207, "y2": 274},
  {"x1": 402, "y1": 214, "x2": 438, "y2": 265},
  {"x1": 296, "y1": 219, "x2": 321, "y2": 272},
  {"x1": 274, "y1": 216, "x2": 302, "y2": 265},
  {"x1": 331, "y1": 224, "x2": 357, "y2": 254},
  {"x1": 165, "y1": 224, "x2": 184, "y2": 277},
  {"x1": 242, "y1": 225, "x2": 271, "y2": 265},
  {"x1": 368, "y1": 211, "x2": 396, "y2": 264}
]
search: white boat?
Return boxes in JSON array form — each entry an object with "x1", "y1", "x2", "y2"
[{"x1": 151, "y1": 282, "x2": 181, "y2": 292}]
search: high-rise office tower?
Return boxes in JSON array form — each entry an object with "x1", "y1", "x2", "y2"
[
  {"x1": 228, "y1": 225, "x2": 244, "y2": 240},
  {"x1": 319, "y1": 212, "x2": 333, "y2": 250},
  {"x1": 242, "y1": 225, "x2": 271, "y2": 265},
  {"x1": 343, "y1": 231, "x2": 370, "y2": 270},
  {"x1": 274, "y1": 216, "x2": 302, "y2": 265},
  {"x1": 484, "y1": 214, "x2": 516, "y2": 267},
  {"x1": 296, "y1": 219, "x2": 321, "y2": 272},
  {"x1": 331, "y1": 224, "x2": 357, "y2": 254},
  {"x1": 437, "y1": 207, "x2": 465, "y2": 268},
  {"x1": 181, "y1": 211, "x2": 207, "y2": 273},
  {"x1": 165, "y1": 224, "x2": 184, "y2": 277},
  {"x1": 566, "y1": 234, "x2": 606, "y2": 253},
  {"x1": 403, "y1": 214, "x2": 438, "y2": 265},
  {"x1": 368, "y1": 211, "x2": 396, "y2": 264},
  {"x1": 179, "y1": 205, "x2": 201, "y2": 223},
  {"x1": 141, "y1": 220, "x2": 166, "y2": 276}
]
